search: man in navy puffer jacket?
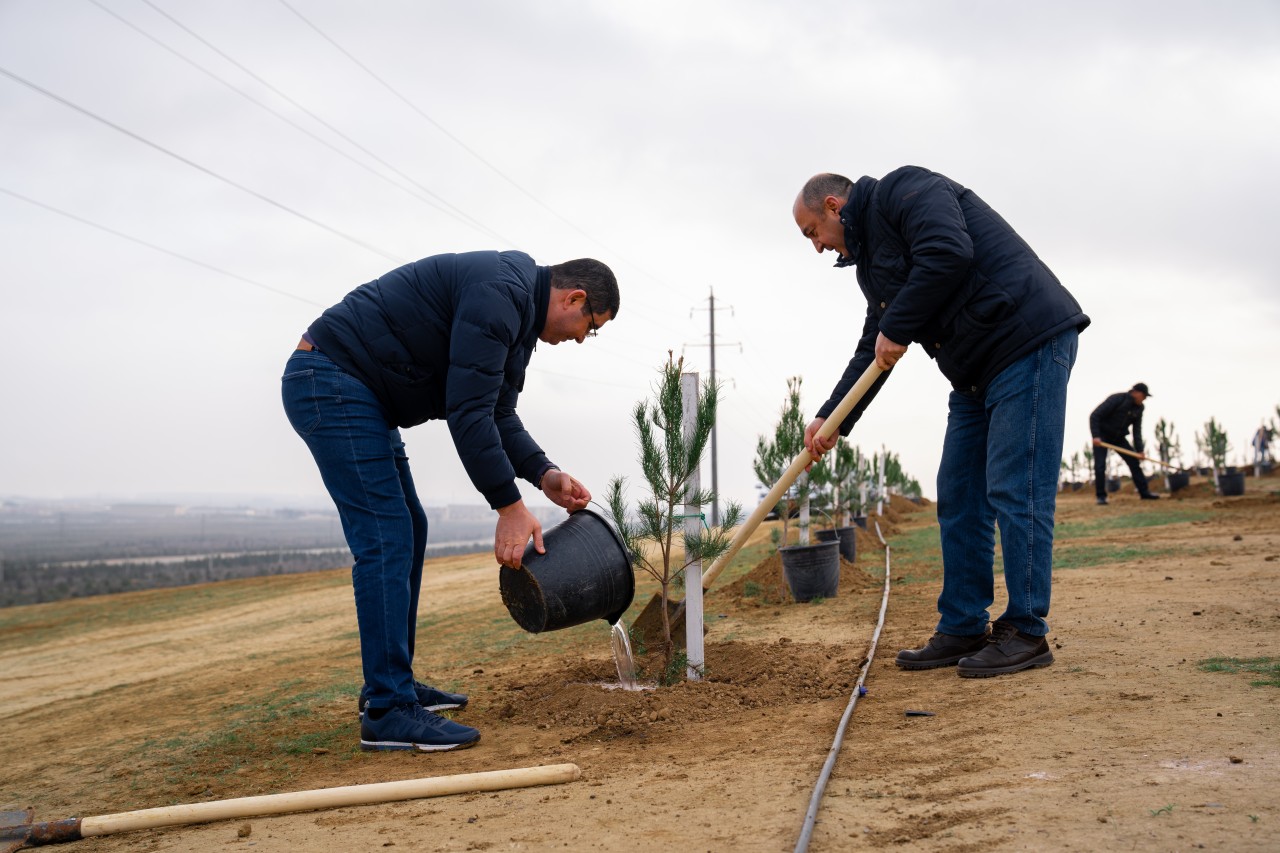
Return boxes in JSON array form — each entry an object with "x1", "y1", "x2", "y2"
[
  {"x1": 283, "y1": 251, "x2": 618, "y2": 750},
  {"x1": 793, "y1": 167, "x2": 1089, "y2": 678}
]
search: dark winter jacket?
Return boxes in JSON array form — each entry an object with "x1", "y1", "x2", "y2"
[
  {"x1": 816, "y1": 166, "x2": 1090, "y2": 432},
  {"x1": 1090, "y1": 392, "x2": 1145, "y2": 452},
  {"x1": 307, "y1": 250, "x2": 552, "y2": 509}
]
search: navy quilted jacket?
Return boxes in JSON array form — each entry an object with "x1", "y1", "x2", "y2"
[
  {"x1": 817, "y1": 166, "x2": 1090, "y2": 432},
  {"x1": 307, "y1": 250, "x2": 551, "y2": 509}
]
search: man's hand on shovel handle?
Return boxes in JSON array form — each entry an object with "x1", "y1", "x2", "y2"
[
  {"x1": 875, "y1": 332, "x2": 908, "y2": 371},
  {"x1": 805, "y1": 417, "x2": 837, "y2": 470}
]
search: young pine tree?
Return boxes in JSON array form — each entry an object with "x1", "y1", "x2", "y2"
[{"x1": 605, "y1": 354, "x2": 742, "y2": 680}]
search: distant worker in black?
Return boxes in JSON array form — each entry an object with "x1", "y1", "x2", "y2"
[{"x1": 1089, "y1": 382, "x2": 1158, "y2": 505}]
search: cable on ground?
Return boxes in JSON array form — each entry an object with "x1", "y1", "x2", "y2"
[{"x1": 794, "y1": 520, "x2": 893, "y2": 853}]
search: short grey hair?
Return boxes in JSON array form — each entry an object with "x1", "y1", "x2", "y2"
[{"x1": 798, "y1": 173, "x2": 854, "y2": 211}]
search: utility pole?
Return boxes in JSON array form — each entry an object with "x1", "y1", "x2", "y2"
[{"x1": 686, "y1": 288, "x2": 739, "y2": 526}]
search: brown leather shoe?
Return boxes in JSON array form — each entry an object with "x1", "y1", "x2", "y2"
[
  {"x1": 956, "y1": 620, "x2": 1053, "y2": 677},
  {"x1": 895, "y1": 631, "x2": 989, "y2": 670}
]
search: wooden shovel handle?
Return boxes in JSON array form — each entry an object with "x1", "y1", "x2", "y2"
[
  {"x1": 700, "y1": 362, "x2": 885, "y2": 590},
  {"x1": 1096, "y1": 441, "x2": 1193, "y2": 473},
  {"x1": 46, "y1": 765, "x2": 578, "y2": 841}
]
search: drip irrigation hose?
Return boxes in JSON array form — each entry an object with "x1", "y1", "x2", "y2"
[{"x1": 793, "y1": 521, "x2": 893, "y2": 853}]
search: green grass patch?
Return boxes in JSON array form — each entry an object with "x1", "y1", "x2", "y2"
[
  {"x1": 1052, "y1": 544, "x2": 1180, "y2": 570},
  {"x1": 134, "y1": 679, "x2": 364, "y2": 784},
  {"x1": 1056, "y1": 508, "x2": 1210, "y2": 540},
  {"x1": 1197, "y1": 657, "x2": 1280, "y2": 687},
  {"x1": 883, "y1": 526, "x2": 942, "y2": 583}
]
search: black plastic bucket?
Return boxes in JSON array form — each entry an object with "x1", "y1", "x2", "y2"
[
  {"x1": 1218, "y1": 471, "x2": 1246, "y2": 497},
  {"x1": 780, "y1": 541, "x2": 840, "y2": 602},
  {"x1": 814, "y1": 527, "x2": 857, "y2": 562},
  {"x1": 499, "y1": 508, "x2": 634, "y2": 633},
  {"x1": 1167, "y1": 471, "x2": 1190, "y2": 493},
  {"x1": 852, "y1": 515, "x2": 868, "y2": 530}
]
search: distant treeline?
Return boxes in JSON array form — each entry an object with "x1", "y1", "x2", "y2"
[{"x1": 0, "y1": 543, "x2": 487, "y2": 608}]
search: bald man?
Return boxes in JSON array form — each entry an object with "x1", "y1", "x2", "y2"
[{"x1": 792, "y1": 166, "x2": 1089, "y2": 677}]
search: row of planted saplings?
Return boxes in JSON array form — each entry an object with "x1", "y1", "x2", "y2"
[{"x1": 752, "y1": 377, "x2": 920, "y2": 602}]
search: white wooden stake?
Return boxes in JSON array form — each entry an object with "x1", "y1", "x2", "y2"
[
  {"x1": 878, "y1": 445, "x2": 886, "y2": 516},
  {"x1": 681, "y1": 372, "x2": 704, "y2": 681}
]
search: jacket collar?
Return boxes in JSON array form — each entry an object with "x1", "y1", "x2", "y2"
[
  {"x1": 834, "y1": 175, "x2": 878, "y2": 268},
  {"x1": 530, "y1": 265, "x2": 551, "y2": 348}
]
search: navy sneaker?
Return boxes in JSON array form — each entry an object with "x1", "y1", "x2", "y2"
[
  {"x1": 360, "y1": 703, "x2": 480, "y2": 752},
  {"x1": 358, "y1": 681, "x2": 468, "y2": 717}
]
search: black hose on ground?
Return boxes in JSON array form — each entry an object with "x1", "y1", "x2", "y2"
[{"x1": 794, "y1": 521, "x2": 892, "y2": 853}]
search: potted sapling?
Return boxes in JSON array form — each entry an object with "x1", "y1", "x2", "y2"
[
  {"x1": 1202, "y1": 417, "x2": 1244, "y2": 496},
  {"x1": 813, "y1": 442, "x2": 857, "y2": 562},
  {"x1": 760, "y1": 377, "x2": 839, "y2": 601},
  {"x1": 1155, "y1": 418, "x2": 1189, "y2": 493}
]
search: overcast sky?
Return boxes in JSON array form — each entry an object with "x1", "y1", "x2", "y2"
[{"x1": 2, "y1": 0, "x2": 1278, "y2": 516}]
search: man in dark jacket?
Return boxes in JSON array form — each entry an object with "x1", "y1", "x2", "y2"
[
  {"x1": 282, "y1": 250, "x2": 618, "y2": 751},
  {"x1": 793, "y1": 166, "x2": 1089, "y2": 678},
  {"x1": 1089, "y1": 383, "x2": 1158, "y2": 504}
]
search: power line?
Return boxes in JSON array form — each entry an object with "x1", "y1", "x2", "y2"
[
  {"x1": 0, "y1": 64, "x2": 403, "y2": 263},
  {"x1": 274, "y1": 0, "x2": 685, "y2": 300},
  {"x1": 0, "y1": 185, "x2": 323, "y2": 306},
  {"x1": 135, "y1": 0, "x2": 518, "y2": 248},
  {"x1": 84, "y1": 0, "x2": 513, "y2": 246},
  {"x1": 4, "y1": 183, "x2": 674, "y2": 391}
]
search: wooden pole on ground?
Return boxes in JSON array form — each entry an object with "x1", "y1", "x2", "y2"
[{"x1": 9, "y1": 765, "x2": 581, "y2": 847}]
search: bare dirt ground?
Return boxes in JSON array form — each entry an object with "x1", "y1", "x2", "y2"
[{"x1": 2, "y1": 477, "x2": 1277, "y2": 852}]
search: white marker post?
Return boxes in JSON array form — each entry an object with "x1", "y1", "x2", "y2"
[
  {"x1": 681, "y1": 372, "x2": 704, "y2": 682},
  {"x1": 878, "y1": 445, "x2": 886, "y2": 516}
]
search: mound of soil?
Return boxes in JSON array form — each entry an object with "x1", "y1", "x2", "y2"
[{"x1": 485, "y1": 638, "x2": 865, "y2": 744}]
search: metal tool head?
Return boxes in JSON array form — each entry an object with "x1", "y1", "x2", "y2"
[{"x1": 0, "y1": 809, "x2": 33, "y2": 853}]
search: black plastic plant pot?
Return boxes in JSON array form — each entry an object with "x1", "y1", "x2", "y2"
[
  {"x1": 852, "y1": 515, "x2": 868, "y2": 529},
  {"x1": 815, "y1": 527, "x2": 857, "y2": 562},
  {"x1": 1107, "y1": 478, "x2": 1122, "y2": 493},
  {"x1": 499, "y1": 509, "x2": 634, "y2": 633},
  {"x1": 1218, "y1": 471, "x2": 1246, "y2": 497},
  {"x1": 780, "y1": 541, "x2": 840, "y2": 602},
  {"x1": 1167, "y1": 471, "x2": 1190, "y2": 493}
]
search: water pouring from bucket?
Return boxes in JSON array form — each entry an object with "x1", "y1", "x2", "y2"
[{"x1": 498, "y1": 509, "x2": 641, "y2": 690}]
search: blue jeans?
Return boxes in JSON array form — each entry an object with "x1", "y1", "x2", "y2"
[
  {"x1": 281, "y1": 350, "x2": 428, "y2": 709},
  {"x1": 935, "y1": 329, "x2": 1078, "y2": 638}
]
